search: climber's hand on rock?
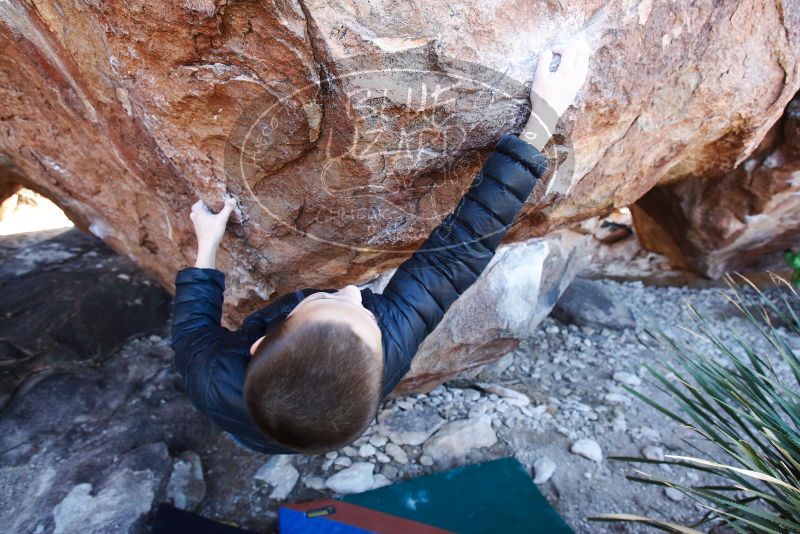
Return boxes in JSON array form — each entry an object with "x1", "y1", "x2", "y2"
[
  {"x1": 190, "y1": 197, "x2": 236, "y2": 269},
  {"x1": 534, "y1": 38, "x2": 591, "y2": 116},
  {"x1": 521, "y1": 37, "x2": 591, "y2": 151}
]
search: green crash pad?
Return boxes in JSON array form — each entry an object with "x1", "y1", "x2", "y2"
[{"x1": 339, "y1": 457, "x2": 572, "y2": 533}]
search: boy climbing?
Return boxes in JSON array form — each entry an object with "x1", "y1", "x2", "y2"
[{"x1": 171, "y1": 39, "x2": 591, "y2": 454}]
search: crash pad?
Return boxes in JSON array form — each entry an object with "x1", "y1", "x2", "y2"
[{"x1": 280, "y1": 457, "x2": 571, "y2": 533}]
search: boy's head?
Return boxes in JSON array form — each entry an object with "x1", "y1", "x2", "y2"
[{"x1": 244, "y1": 285, "x2": 383, "y2": 454}]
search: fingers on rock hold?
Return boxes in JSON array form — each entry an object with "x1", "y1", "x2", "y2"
[{"x1": 221, "y1": 197, "x2": 238, "y2": 219}]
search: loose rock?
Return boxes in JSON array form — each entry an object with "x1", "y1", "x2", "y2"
[
  {"x1": 570, "y1": 438, "x2": 603, "y2": 463},
  {"x1": 334, "y1": 457, "x2": 353, "y2": 468},
  {"x1": 377, "y1": 406, "x2": 445, "y2": 446},
  {"x1": 303, "y1": 476, "x2": 326, "y2": 491},
  {"x1": 552, "y1": 278, "x2": 637, "y2": 330},
  {"x1": 476, "y1": 383, "x2": 531, "y2": 406},
  {"x1": 604, "y1": 393, "x2": 631, "y2": 405},
  {"x1": 368, "y1": 434, "x2": 388, "y2": 448},
  {"x1": 324, "y1": 463, "x2": 375, "y2": 494},
  {"x1": 422, "y1": 417, "x2": 497, "y2": 463},
  {"x1": 385, "y1": 443, "x2": 409, "y2": 464},
  {"x1": 382, "y1": 465, "x2": 399, "y2": 480},
  {"x1": 612, "y1": 415, "x2": 628, "y2": 433},
  {"x1": 642, "y1": 446, "x2": 665, "y2": 461},
  {"x1": 396, "y1": 400, "x2": 414, "y2": 410},
  {"x1": 254, "y1": 455, "x2": 299, "y2": 500},
  {"x1": 462, "y1": 389, "x2": 481, "y2": 402},
  {"x1": 533, "y1": 457, "x2": 556, "y2": 484},
  {"x1": 665, "y1": 487, "x2": 684, "y2": 502},
  {"x1": 166, "y1": 451, "x2": 205, "y2": 511},
  {"x1": 358, "y1": 444, "x2": 376, "y2": 457},
  {"x1": 613, "y1": 371, "x2": 642, "y2": 387}
]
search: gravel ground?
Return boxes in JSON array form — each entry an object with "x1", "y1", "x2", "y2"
[
  {"x1": 4, "y1": 228, "x2": 797, "y2": 534},
  {"x1": 186, "y1": 280, "x2": 799, "y2": 532}
]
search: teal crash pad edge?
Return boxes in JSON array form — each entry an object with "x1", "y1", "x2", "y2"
[{"x1": 341, "y1": 457, "x2": 572, "y2": 534}]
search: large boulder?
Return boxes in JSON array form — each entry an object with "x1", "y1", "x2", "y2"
[
  {"x1": 392, "y1": 230, "x2": 587, "y2": 394},
  {"x1": 552, "y1": 277, "x2": 637, "y2": 330},
  {"x1": 632, "y1": 94, "x2": 800, "y2": 277},
  {"x1": 2, "y1": 0, "x2": 799, "y2": 314},
  {"x1": 0, "y1": 231, "x2": 214, "y2": 533},
  {"x1": 0, "y1": 229, "x2": 170, "y2": 408}
]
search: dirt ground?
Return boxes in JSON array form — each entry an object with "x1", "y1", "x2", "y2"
[
  {"x1": 2, "y1": 229, "x2": 797, "y2": 533},
  {"x1": 192, "y1": 280, "x2": 797, "y2": 532}
]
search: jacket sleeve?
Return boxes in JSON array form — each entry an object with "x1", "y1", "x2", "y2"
[
  {"x1": 171, "y1": 267, "x2": 230, "y2": 402},
  {"x1": 379, "y1": 134, "x2": 548, "y2": 370}
]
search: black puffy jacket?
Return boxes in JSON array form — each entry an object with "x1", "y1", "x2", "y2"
[{"x1": 171, "y1": 133, "x2": 547, "y2": 454}]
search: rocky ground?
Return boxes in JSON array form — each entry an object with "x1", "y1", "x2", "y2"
[{"x1": 2, "y1": 229, "x2": 798, "y2": 533}]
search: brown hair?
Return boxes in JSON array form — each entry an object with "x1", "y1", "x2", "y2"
[{"x1": 244, "y1": 318, "x2": 383, "y2": 454}]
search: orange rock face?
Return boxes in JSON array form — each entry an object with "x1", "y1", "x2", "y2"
[
  {"x1": 633, "y1": 94, "x2": 800, "y2": 278},
  {"x1": 1, "y1": 0, "x2": 799, "y2": 314}
]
